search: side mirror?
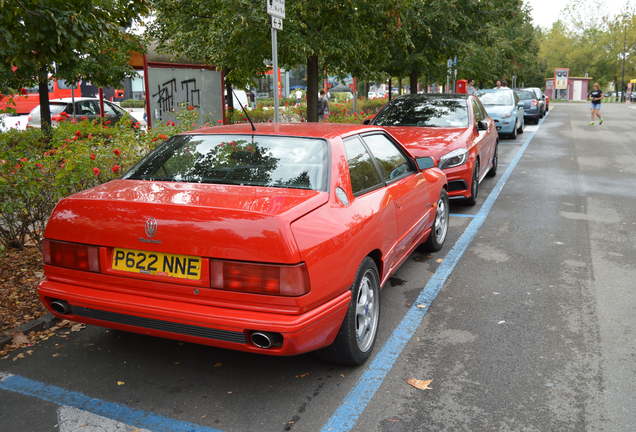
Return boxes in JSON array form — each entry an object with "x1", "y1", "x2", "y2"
[
  {"x1": 363, "y1": 118, "x2": 371, "y2": 125},
  {"x1": 477, "y1": 120, "x2": 488, "y2": 131},
  {"x1": 415, "y1": 156, "x2": 435, "y2": 170}
]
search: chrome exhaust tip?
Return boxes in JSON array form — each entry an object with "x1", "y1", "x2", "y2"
[
  {"x1": 249, "y1": 331, "x2": 282, "y2": 349},
  {"x1": 50, "y1": 299, "x2": 70, "y2": 315},
  {"x1": 250, "y1": 332, "x2": 273, "y2": 349}
]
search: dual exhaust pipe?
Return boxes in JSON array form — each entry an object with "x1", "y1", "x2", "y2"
[
  {"x1": 249, "y1": 331, "x2": 283, "y2": 349},
  {"x1": 50, "y1": 298, "x2": 282, "y2": 350}
]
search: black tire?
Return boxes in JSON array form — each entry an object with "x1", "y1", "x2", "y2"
[
  {"x1": 465, "y1": 161, "x2": 479, "y2": 206},
  {"x1": 486, "y1": 142, "x2": 498, "y2": 178},
  {"x1": 517, "y1": 118, "x2": 524, "y2": 134},
  {"x1": 318, "y1": 257, "x2": 380, "y2": 365},
  {"x1": 509, "y1": 122, "x2": 517, "y2": 139},
  {"x1": 423, "y1": 189, "x2": 449, "y2": 252}
]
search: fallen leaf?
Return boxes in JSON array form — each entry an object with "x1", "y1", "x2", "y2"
[
  {"x1": 213, "y1": 362, "x2": 223, "y2": 368},
  {"x1": 70, "y1": 323, "x2": 85, "y2": 332},
  {"x1": 116, "y1": 381, "x2": 125, "y2": 386},
  {"x1": 12, "y1": 353, "x2": 25, "y2": 361},
  {"x1": 295, "y1": 372, "x2": 310, "y2": 379},
  {"x1": 497, "y1": 320, "x2": 506, "y2": 325},
  {"x1": 407, "y1": 378, "x2": 432, "y2": 390},
  {"x1": 52, "y1": 353, "x2": 60, "y2": 358},
  {"x1": 12, "y1": 332, "x2": 29, "y2": 346},
  {"x1": 435, "y1": 258, "x2": 443, "y2": 263},
  {"x1": 416, "y1": 304, "x2": 427, "y2": 309}
]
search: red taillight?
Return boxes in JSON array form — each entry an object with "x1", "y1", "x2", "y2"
[
  {"x1": 42, "y1": 239, "x2": 100, "y2": 272},
  {"x1": 211, "y1": 260, "x2": 309, "y2": 296},
  {"x1": 531, "y1": 100, "x2": 538, "y2": 106}
]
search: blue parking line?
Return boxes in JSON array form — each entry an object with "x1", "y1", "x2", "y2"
[
  {"x1": 449, "y1": 213, "x2": 476, "y2": 218},
  {"x1": 0, "y1": 372, "x2": 223, "y2": 432},
  {"x1": 321, "y1": 113, "x2": 549, "y2": 432}
]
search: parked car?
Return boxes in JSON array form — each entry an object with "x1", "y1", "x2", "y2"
[
  {"x1": 521, "y1": 87, "x2": 546, "y2": 117},
  {"x1": 27, "y1": 97, "x2": 130, "y2": 128},
  {"x1": 367, "y1": 93, "x2": 498, "y2": 205},
  {"x1": 38, "y1": 123, "x2": 448, "y2": 365},
  {"x1": 477, "y1": 89, "x2": 524, "y2": 139},
  {"x1": 516, "y1": 89, "x2": 541, "y2": 124}
]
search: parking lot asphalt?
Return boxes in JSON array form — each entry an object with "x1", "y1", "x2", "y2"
[{"x1": 1, "y1": 103, "x2": 634, "y2": 432}]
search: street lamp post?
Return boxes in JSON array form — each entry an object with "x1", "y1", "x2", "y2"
[{"x1": 620, "y1": 13, "x2": 627, "y2": 103}]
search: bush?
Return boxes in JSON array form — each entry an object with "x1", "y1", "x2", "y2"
[
  {"x1": 120, "y1": 99, "x2": 146, "y2": 108},
  {"x1": 0, "y1": 105, "x2": 209, "y2": 250}
]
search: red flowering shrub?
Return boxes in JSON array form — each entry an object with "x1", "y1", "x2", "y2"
[{"x1": 1, "y1": 105, "x2": 198, "y2": 248}]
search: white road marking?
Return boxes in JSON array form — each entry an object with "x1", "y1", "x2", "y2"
[{"x1": 57, "y1": 406, "x2": 151, "y2": 432}]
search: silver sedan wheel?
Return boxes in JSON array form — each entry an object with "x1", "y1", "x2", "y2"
[
  {"x1": 355, "y1": 270, "x2": 379, "y2": 353},
  {"x1": 434, "y1": 196, "x2": 449, "y2": 244}
]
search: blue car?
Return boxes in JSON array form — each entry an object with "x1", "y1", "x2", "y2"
[{"x1": 477, "y1": 89, "x2": 524, "y2": 139}]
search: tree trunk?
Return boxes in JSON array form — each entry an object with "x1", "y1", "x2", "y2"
[
  {"x1": 398, "y1": 76, "x2": 402, "y2": 95},
  {"x1": 38, "y1": 67, "x2": 51, "y2": 137},
  {"x1": 306, "y1": 55, "x2": 319, "y2": 122},
  {"x1": 364, "y1": 81, "x2": 370, "y2": 99},
  {"x1": 225, "y1": 77, "x2": 234, "y2": 113},
  {"x1": 388, "y1": 77, "x2": 392, "y2": 101},
  {"x1": 409, "y1": 71, "x2": 418, "y2": 94}
]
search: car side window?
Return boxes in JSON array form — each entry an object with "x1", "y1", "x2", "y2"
[
  {"x1": 361, "y1": 134, "x2": 414, "y2": 182},
  {"x1": 474, "y1": 98, "x2": 488, "y2": 120},
  {"x1": 343, "y1": 137, "x2": 384, "y2": 195},
  {"x1": 471, "y1": 99, "x2": 484, "y2": 122},
  {"x1": 104, "y1": 101, "x2": 123, "y2": 117},
  {"x1": 75, "y1": 101, "x2": 98, "y2": 116}
]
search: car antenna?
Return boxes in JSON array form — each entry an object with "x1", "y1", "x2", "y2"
[{"x1": 231, "y1": 88, "x2": 256, "y2": 132}]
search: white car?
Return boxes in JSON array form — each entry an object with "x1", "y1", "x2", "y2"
[{"x1": 27, "y1": 97, "x2": 131, "y2": 128}]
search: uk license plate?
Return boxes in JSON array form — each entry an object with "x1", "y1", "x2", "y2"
[{"x1": 112, "y1": 248, "x2": 201, "y2": 280}]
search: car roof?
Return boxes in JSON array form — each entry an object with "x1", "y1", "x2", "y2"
[
  {"x1": 49, "y1": 97, "x2": 102, "y2": 103},
  {"x1": 395, "y1": 93, "x2": 469, "y2": 101},
  {"x1": 187, "y1": 123, "x2": 385, "y2": 139},
  {"x1": 478, "y1": 88, "x2": 513, "y2": 93}
]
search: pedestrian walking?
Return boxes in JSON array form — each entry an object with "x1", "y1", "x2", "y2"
[
  {"x1": 467, "y1": 79, "x2": 477, "y2": 95},
  {"x1": 318, "y1": 90, "x2": 329, "y2": 121},
  {"x1": 295, "y1": 89, "x2": 303, "y2": 106},
  {"x1": 589, "y1": 82, "x2": 604, "y2": 125}
]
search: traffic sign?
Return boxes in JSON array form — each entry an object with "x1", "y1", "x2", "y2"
[
  {"x1": 272, "y1": 16, "x2": 283, "y2": 30},
  {"x1": 267, "y1": 0, "x2": 285, "y2": 18}
]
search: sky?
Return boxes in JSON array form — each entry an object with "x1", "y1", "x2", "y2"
[{"x1": 526, "y1": 0, "x2": 633, "y2": 28}]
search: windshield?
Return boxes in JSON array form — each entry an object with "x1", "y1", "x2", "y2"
[
  {"x1": 373, "y1": 98, "x2": 468, "y2": 127},
  {"x1": 517, "y1": 91, "x2": 536, "y2": 100},
  {"x1": 478, "y1": 91, "x2": 514, "y2": 106},
  {"x1": 125, "y1": 134, "x2": 329, "y2": 191}
]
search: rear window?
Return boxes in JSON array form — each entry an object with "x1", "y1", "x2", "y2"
[
  {"x1": 373, "y1": 97, "x2": 468, "y2": 127},
  {"x1": 478, "y1": 91, "x2": 514, "y2": 106},
  {"x1": 517, "y1": 91, "x2": 536, "y2": 100},
  {"x1": 125, "y1": 134, "x2": 329, "y2": 191}
]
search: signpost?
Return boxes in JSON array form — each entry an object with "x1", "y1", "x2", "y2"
[{"x1": 267, "y1": 0, "x2": 285, "y2": 123}]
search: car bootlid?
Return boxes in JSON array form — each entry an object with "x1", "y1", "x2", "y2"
[{"x1": 45, "y1": 179, "x2": 329, "y2": 263}]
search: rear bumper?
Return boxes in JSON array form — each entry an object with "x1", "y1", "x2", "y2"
[{"x1": 38, "y1": 279, "x2": 350, "y2": 356}]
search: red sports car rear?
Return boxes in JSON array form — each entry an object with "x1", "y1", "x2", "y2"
[{"x1": 39, "y1": 123, "x2": 448, "y2": 364}]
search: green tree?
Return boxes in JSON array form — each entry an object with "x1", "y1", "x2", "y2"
[
  {"x1": 0, "y1": 0, "x2": 149, "y2": 135},
  {"x1": 149, "y1": 0, "x2": 402, "y2": 122}
]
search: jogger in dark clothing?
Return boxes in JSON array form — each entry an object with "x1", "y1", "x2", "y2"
[{"x1": 589, "y1": 82, "x2": 604, "y2": 126}]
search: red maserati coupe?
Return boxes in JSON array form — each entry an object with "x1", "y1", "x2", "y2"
[
  {"x1": 369, "y1": 93, "x2": 499, "y2": 205},
  {"x1": 39, "y1": 123, "x2": 448, "y2": 365}
]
